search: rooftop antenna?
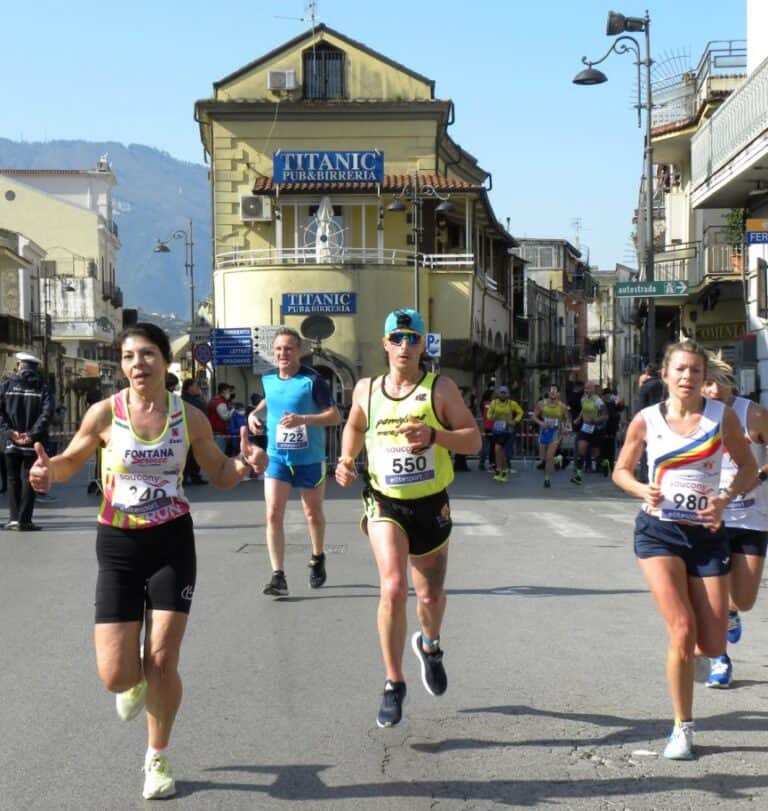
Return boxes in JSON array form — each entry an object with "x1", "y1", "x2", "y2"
[
  {"x1": 275, "y1": 1, "x2": 319, "y2": 28},
  {"x1": 571, "y1": 217, "x2": 583, "y2": 250}
]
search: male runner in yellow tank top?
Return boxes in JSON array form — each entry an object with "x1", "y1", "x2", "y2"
[{"x1": 335, "y1": 309, "x2": 481, "y2": 728}]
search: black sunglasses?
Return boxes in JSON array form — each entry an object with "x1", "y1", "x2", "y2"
[{"x1": 387, "y1": 332, "x2": 422, "y2": 346}]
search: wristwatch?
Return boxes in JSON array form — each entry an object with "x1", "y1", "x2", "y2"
[{"x1": 758, "y1": 470, "x2": 768, "y2": 482}]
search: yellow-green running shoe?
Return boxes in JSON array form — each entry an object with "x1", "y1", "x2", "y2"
[
  {"x1": 143, "y1": 754, "x2": 176, "y2": 799},
  {"x1": 115, "y1": 679, "x2": 147, "y2": 721}
]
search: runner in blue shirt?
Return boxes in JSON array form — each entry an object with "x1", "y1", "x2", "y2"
[{"x1": 249, "y1": 327, "x2": 340, "y2": 596}]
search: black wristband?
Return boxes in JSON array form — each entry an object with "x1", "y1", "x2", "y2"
[
  {"x1": 759, "y1": 470, "x2": 768, "y2": 482},
  {"x1": 428, "y1": 427, "x2": 437, "y2": 447}
]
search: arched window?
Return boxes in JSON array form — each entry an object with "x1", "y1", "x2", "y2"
[{"x1": 303, "y1": 42, "x2": 345, "y2": 99}]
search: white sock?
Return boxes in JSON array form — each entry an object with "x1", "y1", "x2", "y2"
[{"x1": 146, "y1": 745, "x2": 169, "y2": 764}]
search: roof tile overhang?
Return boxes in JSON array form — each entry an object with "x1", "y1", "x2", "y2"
[{"x1": 252, "y1": 173, "x2": 482, "y2": 194}]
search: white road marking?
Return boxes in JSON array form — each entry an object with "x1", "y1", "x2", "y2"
[
  {"x1": 532, "y1": 512, "x2": 608, "y2": 540},
  {"x1": 451, "y1": 510, "x2": 505, "y2": 536}
]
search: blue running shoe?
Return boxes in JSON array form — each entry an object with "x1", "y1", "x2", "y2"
[
  {"x1": 727, "y1": 610, "x2": 742, "y2": 644},
  {"x1": 706, "y1": 654, "x2": 732, "y2": 689}
]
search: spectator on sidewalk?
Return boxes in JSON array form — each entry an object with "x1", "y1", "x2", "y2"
[
  {"x1": 181, "y1": 379, "x2": 208, "y2": 485},
  {"x1": 207, "y1": 383, "x2": 235, "y2": 453},
  {"x1": 0, "y1": 352, "x2": 53, "y2": 530}
]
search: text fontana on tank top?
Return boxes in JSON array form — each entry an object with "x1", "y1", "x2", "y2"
[
  {"x1": 642, "y1": 398, "x2": 725, "y2": 524},
  {"x1": 721, "y1": 396, "x2": 768, "y2": 531},
  {"x1": 97, "y1": 389, "x2": 191, "y2": 529}
]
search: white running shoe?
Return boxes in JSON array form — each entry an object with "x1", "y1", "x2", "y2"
[
  {"x1": 663, "y1": 722, "x2": 694, "y2": 760},
  {"x1": 143, "y1": 754, "x2": 176, "y2": 799},
  {"x1": 115, "y1": 679, "x2": 147, "y2": 721}
]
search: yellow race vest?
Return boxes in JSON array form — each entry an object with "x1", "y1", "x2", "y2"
[{"x1": 366, "y1": 371, "x2": 454, "y2": 499}]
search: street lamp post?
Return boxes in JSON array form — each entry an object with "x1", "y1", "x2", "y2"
[
  {"x1": 154, "y1": 218, "x2": 196, "y2": 375},
  {"x1": 574, "y1": 10, "x2": 655, "y2": 364},
  {"x1": 387, "y1": 176, "x2": 453, "y2": 311}
]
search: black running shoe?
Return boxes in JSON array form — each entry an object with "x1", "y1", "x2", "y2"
[
  {"x1": 308, "y1": 553, "x2": 327, "y2": 588},
  {"x1": 376, "y1": 680, "x2": 406, "y2": 727},
  {"x1": 263, "y1": 570, "x2": 288, "y2": 597},
  {"x1": 411, "y1": 632, "x2": 447, "y2": 696}
]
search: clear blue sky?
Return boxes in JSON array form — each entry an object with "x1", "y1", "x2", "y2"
[{"x1": 2, "y1": 0, "x2": 745, "y2": 270}]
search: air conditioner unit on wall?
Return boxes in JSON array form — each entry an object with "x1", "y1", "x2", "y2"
[
  {"x1": 241, "y1": 195, "x2": 272, "y2": 222},
  {"x1": 267, "y1": 69, "x2": 297, "y2": 91}
]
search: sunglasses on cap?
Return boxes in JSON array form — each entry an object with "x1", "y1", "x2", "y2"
[{"x1": 387, "y1": 332, "x2": 422, "y2": 346}]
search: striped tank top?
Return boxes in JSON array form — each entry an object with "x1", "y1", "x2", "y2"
[
  {"x1": 642, "y1": 398, "x2": 725, "y2": 524},
  {"x1": 97, "y1": 389, "x2": 191, "y2": 529}
]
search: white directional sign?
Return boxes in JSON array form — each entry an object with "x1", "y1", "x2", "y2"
[
  {"x1": 252, "y1": 325, "x2": 280, "y2": 374},
  {"x1": 426, "y1": 332, "x2": 442, "y2": 358}
]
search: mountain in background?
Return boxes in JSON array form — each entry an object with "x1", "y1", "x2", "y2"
[{"x1": 0, "y1": 138, "x2": 211, "y2": 318}]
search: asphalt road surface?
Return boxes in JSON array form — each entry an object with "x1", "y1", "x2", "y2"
[{"x1": 3, "y1": 461, "x2": 768, "y2": 810}]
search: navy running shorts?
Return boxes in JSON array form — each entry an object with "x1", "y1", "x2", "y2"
[
  {"x1": 95, "y1": 513, "x2": 197, "y2": 622},
  {"x1": 266, "y1": 459, "x2": 326, "y2": 489},
  {"x1": 361, "y1": 486, "x2": 451, "y2": 557},
  {"x1": 634, "y1": 510, "x2": 731, "y2": 578},
  {"x1": 725, "y1": 526, "x2": 768, "y2": 557}
]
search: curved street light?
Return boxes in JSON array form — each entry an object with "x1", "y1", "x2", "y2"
[
  {"x1": 387, "y1": 176, "x2": 454, "y2": 310},
  {"x1": 154, "y1": 218, "x2": 196, "y2": 375},
  {"x1": 574, "y1": 10, "x2": 656, "y2": 364}
]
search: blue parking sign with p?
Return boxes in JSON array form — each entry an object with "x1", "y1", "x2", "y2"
[{"x1": 426, "y1": 332, "x2": 441, "y2": 357}]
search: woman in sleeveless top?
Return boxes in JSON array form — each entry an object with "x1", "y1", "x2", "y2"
[
  {"x1": 612, "y1": 340, "x2": 756, "y2": 760},
  {"x1": 28, "y1": 323, "x2": 267, "y2": 800},
  {"x1": 701, "y1": 353, "x2": 768, "y2": 688}
]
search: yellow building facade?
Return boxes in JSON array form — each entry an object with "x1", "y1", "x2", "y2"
[{"x1": 196, "y1": 25, "x2": 519, "y2": 403}]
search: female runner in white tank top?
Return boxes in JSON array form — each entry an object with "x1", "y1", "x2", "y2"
[
  {"x1": 28, "y1": 323, "x2": 267, "y2": 800},
  {"x1": 612, "y1": 340, "x2": 756, "y2": 760},
  {"x1": 701, "y1": 354, "x2": 768, "y2": 687}
]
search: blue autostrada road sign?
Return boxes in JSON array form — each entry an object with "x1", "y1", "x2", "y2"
[{"x1": 211, "y1": 327, "x2": 253, "y2": 367}]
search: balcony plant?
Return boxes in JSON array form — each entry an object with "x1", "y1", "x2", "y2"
[{"x1": 725, "y1": 207, "x2": 747, "y2": 272}]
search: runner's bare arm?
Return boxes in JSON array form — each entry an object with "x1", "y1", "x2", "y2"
[
  {"x1": 611, "y1": 412, "x2": 661, "y2": 506},
  {"x1": 36, "y1": 399, "x2": 111, "y2": 486},
  {"x1": 281, "y1": 404, "x2": 341, "y2": 428},
  {"x1": 720, "y1": 405, "x2": 758, "y2": 497},
  {"x1": 335, "y1": 379, "x2": 370, "y2": 486},
  {"x1": 432, "y1": 376, "x2": 482, "y2": 455},
  {"x1": 187, "y1": 406, "x2": 266, "y2": 488}
]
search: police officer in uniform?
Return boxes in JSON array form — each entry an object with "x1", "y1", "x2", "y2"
[{"x1": 0, "y1": 352, "x2": 53, "y2": 530}]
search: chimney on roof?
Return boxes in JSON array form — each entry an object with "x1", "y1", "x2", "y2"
[{"x1": 96, "y1": 154, "x2": 110, "y2": 172}]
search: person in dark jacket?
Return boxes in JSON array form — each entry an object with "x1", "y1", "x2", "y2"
[
  {"x1": 0, "y1": 352, "x2": 54, "y2": 530},
  {"x1": 181, "y1": 378, "x2": 208, "y2": 485},
  {"x1": 635, "y1": 363, "x2": 666, "y2": 483},
  {"x1": 636, "y1": 363, "x2": 665, "y2": 411}
]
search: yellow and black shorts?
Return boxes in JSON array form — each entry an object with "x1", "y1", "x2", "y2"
[{"x1": 361, "y1": 485, "x2": 451, "y2": 557}]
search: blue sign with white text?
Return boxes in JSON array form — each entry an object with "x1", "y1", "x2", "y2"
[
  {"x1": 212, "y1": 327, "x2": 253, "y2": 367},
  {"x1": 282, "y1": 292, "x2": 357, "y2": 315},
  {"x1": 273, "y1": 150, "x2": 383, "y2": 184}
]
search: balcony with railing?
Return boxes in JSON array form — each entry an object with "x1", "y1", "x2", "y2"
[
  {"x1": 651, "y1": 40, "x2": 746, "y2": 131},
  {"x1": 650, "y1": 231, "x2": 741, "y2": 289},
  {"x1": 691, "y1": 53, "x2": 768, "y2": 207},
  {"x1": 215, "y1": 247, "x2": 474, "y2": 270}
]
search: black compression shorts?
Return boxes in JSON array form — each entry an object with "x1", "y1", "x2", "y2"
[{"x1": 95, "y1": 513, "x2": 197, "y2": 622}]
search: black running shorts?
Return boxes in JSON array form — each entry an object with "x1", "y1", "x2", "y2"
[
  {"x1": 361, "y1": 486, "x2": 451, "y2": 557},
  {"x1": 95, "y1": 513, "x2": 197, "y2": 622},
  {"x1": 725, "y1": 526, "x2": 768, "y2": 557}
]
